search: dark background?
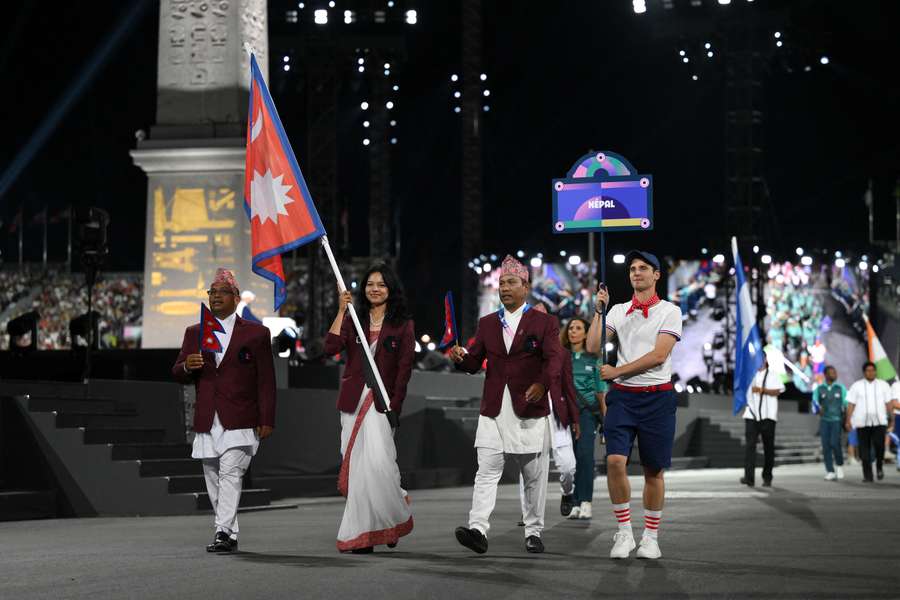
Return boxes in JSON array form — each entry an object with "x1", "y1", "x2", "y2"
[{"x1": 1, "y1": 0, "x2": 898, "y2": 326}]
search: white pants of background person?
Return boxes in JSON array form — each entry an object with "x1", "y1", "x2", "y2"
[
  {"x1": 519, "y1": 443, "x2": 576, "y2": 517},
  {"x1": 201, "y1": 446, "x2": 253, "y2": 539}
]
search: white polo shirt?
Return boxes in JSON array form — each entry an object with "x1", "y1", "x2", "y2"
[
  {"x1": 606, "y1": 298, "x2": 682, "y2": 387},
  {"x1": 847, "y1": 378, "x2": 892, "y2": 428},
  {"x1": 742, "y1": 369, "x2": 786, "y2": 421}
]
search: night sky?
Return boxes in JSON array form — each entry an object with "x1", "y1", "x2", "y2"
[{"x1": 1, "y1": 0, "x2": 898, "y2": 325}]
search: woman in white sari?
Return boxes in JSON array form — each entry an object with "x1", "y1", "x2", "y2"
[{"x1": 324, "y1": 262, "x2": 415, "y2": 553}]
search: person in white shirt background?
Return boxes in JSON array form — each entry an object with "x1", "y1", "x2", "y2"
[
  {"x1": 845, "y1": 361, "x2": 894, "y2": 482},
  {"x1": 891, "y1": 378, "x2": 900, "y2": 471},
  {"x1": 741, "y1": 352, "x2": 786, "y2": 488}
]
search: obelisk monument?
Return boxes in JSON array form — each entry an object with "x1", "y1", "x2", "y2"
[{"x1": 131, "y1": 0, "x2": 273, "y2": 348}]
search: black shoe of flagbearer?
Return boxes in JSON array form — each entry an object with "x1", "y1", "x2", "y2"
[{"x1": 455, "y1": 526, "x2": 488, "y2": 554}]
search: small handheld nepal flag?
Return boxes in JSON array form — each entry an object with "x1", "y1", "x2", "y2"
[
  {"x1": 198, "y1": 303, "x2": 225, "y2": 353},
  {"x1": 244, "y1": 54, "x2": 326, "y2": 310},
  {"x1": 438, "y1": 291, "x2": 459, "y2": 350}
]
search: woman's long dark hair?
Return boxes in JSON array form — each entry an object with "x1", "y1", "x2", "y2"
[{"x1": 355, "y1": 261, "x2": 411, "y2": 326}]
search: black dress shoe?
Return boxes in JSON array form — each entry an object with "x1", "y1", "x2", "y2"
[
  {"x1": 877, "y1": 469, "x2": 884, "y2": 481},
  {"x1": 387, "y1": 542, "x2": 397, "y2": 548},
  {"x1": 350, "y1": 546, "x2": 374, "y2": 554},
  {"x1": 560, "y1": 494, "x2": 575, "y2": 517},
  {"x1": 206, "y1": 531, "x2": 230, "y2": 552},
  {"x1": 455, "y1": 526, "x2": 488, "y2": 554},
  {"x1": 740, "y1": 477, "x2": 755, "y2": 487},
  {"x1": 762, "y1": 479, "x2": 772, "y2": 488},
  {"x1": 517, "y1": 520, "x2": 525, "y2": 527},
  {"x1": 525, "y1": 535, "x2": 544, "y2": 554},
  {"x1": 209, "y1": 532, "x2": 238, "y2": 553}
]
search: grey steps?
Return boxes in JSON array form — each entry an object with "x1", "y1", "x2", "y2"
[
  {"x1": 56, "y1": 412, "x2": 142, "y2": 429},
  {"x1": 27, "y1": 396, "x2": 120, "y2": 414},
  {"x1": 441, "y1": 406, "x2": 481, "y2": 419},
  {"x1": 192, "y1": 488, "x2": 271, "y2": 510},
  {"x1": 83, "y1": 428, "x2": 166, "y2": 444},
  {"x1": 137, "y1": 458, "x2": 202, "y2": 477},
  {"x1": 111, "y1": 442, "x2": 192, "y2": 460},
  {"x1": 166, "y1": 475, "x2": 208, "y2": 494},
  {"x1": 425, "y1": 396, "x2": 480, "y2": 409},
  {"x1": 0, "y1": 490, "x2": 57, "y2": 521}
]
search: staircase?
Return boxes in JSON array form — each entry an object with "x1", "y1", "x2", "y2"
[
  {"x1": 11, "y1": 392, "x2": 275, "y2": 516},
  {"x1": 697, "y1": 409, "x2": 822, "y2": 468}
]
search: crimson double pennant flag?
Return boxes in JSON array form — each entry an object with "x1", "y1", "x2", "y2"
[
  {"x1": 244, "y1": 54, "x2": 326, "y2": 310},
  {"x1": 198, "y1": 303, "x2": 225, "y2": 353},
  {"x1": 437, "y1": 291, "x2": 459, "y2": 350}
]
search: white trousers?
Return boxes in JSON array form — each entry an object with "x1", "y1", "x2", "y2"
[
  {"x1": 469, "y1": 432, "x2": 550, "y2": 539},
  {"x1": 201, "y1": 446, "x2": 253, "y2": 538},
  {"x1": 518, "y1": 443, "x2": 576, "y2": 516}
]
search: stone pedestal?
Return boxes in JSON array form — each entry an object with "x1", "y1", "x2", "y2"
[{"x1": 131, "y1": 0, "x2": 271, "y2": 348}]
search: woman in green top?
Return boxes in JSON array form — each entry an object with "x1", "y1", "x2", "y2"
[{"x1": 561, "y1": 317, "x2": 608, "y2": 519}]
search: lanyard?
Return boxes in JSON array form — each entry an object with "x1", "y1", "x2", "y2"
[{"x1": 498, "y1": 303, "x2": 530, "y2": 333}]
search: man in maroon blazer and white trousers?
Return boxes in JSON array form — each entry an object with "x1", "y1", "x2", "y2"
[
  {"x1": 450, "y1": 255, "x2": 562, "y2": 554},
  {"x1": 172, "y1": 268, "x2": 276, "y2": 553}
]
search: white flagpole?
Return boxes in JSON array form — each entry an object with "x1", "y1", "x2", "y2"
[{"x1": 320, "y1": 235, "x2": 399, "y2": 428}]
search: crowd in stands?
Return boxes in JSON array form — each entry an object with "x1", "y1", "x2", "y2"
[
  {"x1": 1, "y1": 268, "x2": 142, "y2": 350},
  {"x1": 830, "y1": 264, "x2": 869, "y2": 341},
  {"x1": 668, "y1": 259, "x2": 722, "y2": 320},
  {"x1": 765, "y1": 262, "x2": 826, "y2": 370},
  {"x1": 0, "y1": 268, "x2": 40, "y2": 314}
]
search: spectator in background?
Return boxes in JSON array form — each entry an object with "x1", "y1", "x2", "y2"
[
  {"x1": 560, "y1": 317, "x2": 606, "y2": 520},
  {"x1": 236, "y1": 290, "x2": 261, "y2": 323},
  {"x1": 845, "y1": 362, "x2": 893, "y2": 482},
  {"x1": 814, "y1": 366, "x2": 846, "y2": 481},
  {"x1": 890, "y1": 377, "x2": 900, "y2": 471}
]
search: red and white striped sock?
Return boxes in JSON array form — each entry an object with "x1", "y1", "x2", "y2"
[
  {"x1": 612, "y1": 502, "x2": 631, "y2": 533},
  {"x1": 643, "y1": 509, "x2": 661, "y2": 539}
]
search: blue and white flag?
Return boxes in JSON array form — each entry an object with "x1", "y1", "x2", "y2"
[{"x1": 732, "y1": 237, "x2": 764, "y2": 415}]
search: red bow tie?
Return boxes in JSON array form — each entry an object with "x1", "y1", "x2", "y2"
[{"x1": 625, "y1": 294, "x2": 660, "y2": 318}]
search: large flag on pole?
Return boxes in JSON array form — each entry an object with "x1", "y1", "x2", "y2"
[
  {"x1": 864, "y1": 314, "x2": 898, "y2": 381},
  {"x1": 244, "y1": 54, "x2": 326, "y2": 310},
  {"x1": 732, "y1": 237, "x2": 764, "y2": 415}
]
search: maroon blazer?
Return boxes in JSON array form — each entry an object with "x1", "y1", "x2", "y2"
[
  {"x1": 172, "y1": 316, "x2": 276, "y2": 433},
  {"x1": 549, "y1": 351, "x2": 581, "y2": 428},
  {"x1": 323, "y1": 316, "x2": 415, "y2": 415},
  {"x1": 457, "y1": 307, "x2": 562, "y2": 419}
]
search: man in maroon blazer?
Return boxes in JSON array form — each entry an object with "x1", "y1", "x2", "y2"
[
  {"x1": 450, "y1": 255, "x2": 561, "y2": 555},
  {"x1": 172, "y1": 268, "x2": 276, "y2": 553}
]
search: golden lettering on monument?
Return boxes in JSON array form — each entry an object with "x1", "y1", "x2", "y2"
[
  {"x1": 153, "y1": 247, "x2": 198, "y2": 273},
  {"x1": 153, "y1": 187, "x2": 236, "y2": 244}
]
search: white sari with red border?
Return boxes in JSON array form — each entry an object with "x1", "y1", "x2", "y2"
[{"x1": 336, "y1": 333, "x2": 413, "y2": 551}]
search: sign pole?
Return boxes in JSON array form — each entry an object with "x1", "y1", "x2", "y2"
[
  {"x1": 320, "y1": 235, "x2": 399, "y2": 429},
  {"x1": 599, "y1": 231, "x2": 608, "y2": 365}
]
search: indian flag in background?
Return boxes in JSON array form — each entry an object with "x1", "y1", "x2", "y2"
[{"x1": 864, "y1": 314, "x2": 897, "y2": 381}]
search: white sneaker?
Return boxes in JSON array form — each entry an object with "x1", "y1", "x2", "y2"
[
  {"x1": 824, "y1": 472, "x2": 837, "y2": 481},
  {"x1": 567, "y1": 506, "x2": 581, "y2": 519},
  {"x1": 578, "y1": 501, "x2": 592, "y2": 519},
  {"x1": 610, "y1": 531, "x2": 636, "y2": 559},
  {"x1": 636, "y1": 535, "x2": 662, "y2": 559},
  {"x1": 835, "y1": 466, "x2": 845, "y2": 480}
]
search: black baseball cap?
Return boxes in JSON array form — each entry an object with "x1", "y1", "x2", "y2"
[{"x1": 625, "y1": 250, "x2": 661, "y2": 271}]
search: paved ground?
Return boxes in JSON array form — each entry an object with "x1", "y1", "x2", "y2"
[{"x1": 2, "y1": 463, "x2": 899, "y2": 599}]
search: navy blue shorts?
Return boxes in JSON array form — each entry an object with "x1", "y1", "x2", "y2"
[{"x1": 604, "y1": 389, "x2": 677, "y2": 470}]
